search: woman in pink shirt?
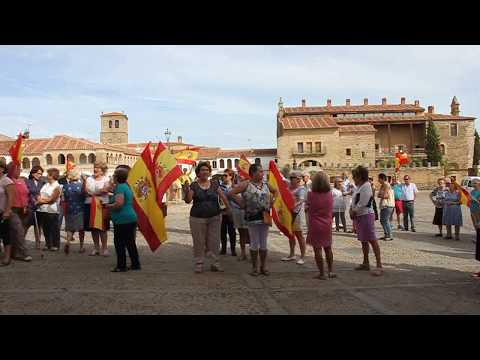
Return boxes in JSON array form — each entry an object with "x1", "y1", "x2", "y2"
[{"x1": 7, "y1": 162, "x2": 32, "y2": 261}]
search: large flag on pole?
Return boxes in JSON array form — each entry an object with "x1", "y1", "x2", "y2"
[
  {"x1": 128, "y1": 144, "x2": 167, "y2": 252},
  {"x1": 175, "y1": 147, "x2": 200, "y2": 165},
  {"x1": 395, "y1": 151, "x2": 408, "y2": 172},
  {"x1": 8, "y1": 132, "x2": 24, "y2": 177},
  {"x1": 152, "y1": 142, "x2": 183, "y2": 204},
  {"x1": 89, "y1": 196, "x2": 105, "y2": 230},
  {"x1": 268, "y1": 160, "x2": 295, "y2": 240},
  {"x1": 236, "y1": 154, "x2": 251, "y2": 180}
]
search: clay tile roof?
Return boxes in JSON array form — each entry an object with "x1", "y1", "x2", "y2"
[
  {"x1": 251, "y1": 148, "x2": 277, "y2": 157},
  {"x1": 0, "y1": 134, "x2": 12, "y2": 142},
  {"x1": 338, "y1": 125, "x2": 376, "y2": 133},
  {"x1": 336, "y1": 113, "x2": 476, "y2": 124},
  {"x1": 280, "y1": 116, "x2": 338, "y2": 130},
  {"x1": 198, "y1": 147, "x2": 221, "y2": 159},
  {"x1": 101, "y1": 112, "x2": 125, "y2": 116},
  {"x1": 283, "y1": 104, "x2": 424, "y2": 115}
]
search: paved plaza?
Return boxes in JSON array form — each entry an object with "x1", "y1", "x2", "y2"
[{"x1": 1, "y1": 191, "x2": 480, "y2": 315}]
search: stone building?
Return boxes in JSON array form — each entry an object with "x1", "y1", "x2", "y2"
[
  {"x1": 100, "y1": 111, "x2": 129, "y2": 145},
  {"x1": 276, "y1": 96, "x2": 476, "y2": 175}
]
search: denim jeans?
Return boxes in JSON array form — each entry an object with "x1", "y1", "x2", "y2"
[{"x1": 380, "y1": 207, "x2": 394, "y2": 238}]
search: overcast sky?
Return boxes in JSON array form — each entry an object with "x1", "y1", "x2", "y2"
[{"x1": 0, "y1": 45, "x2": 478, "y2": 148}]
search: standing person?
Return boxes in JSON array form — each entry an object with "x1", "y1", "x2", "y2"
[
  {"x1": 180, "y1": 168, "x2": 191, "y2": 200},
  {"x1": 350, "y1": 166, "x2": 383, "y2": 276},
  {"x1": 58, "y1": 173, "x2": 68, "y2": 233},
  {"x1": 231, "y1": 173, "x2": 250, "y2": 261},
  {"x1": 282, "y1": 171, "x2": 307, "y2": 265},
  {"x1": 390, "y1": 176, "x2": 404, "y2": 230},
  {"x1": 400, "y1": 175, "x2": 418, "y2": 232},
  {"x1": 0, "y1": 160, "x2": 15, "y2": 265},
  {"x1": 430, "y1": 178, "x2": 447, "y2": 237},
  {"x1": 184, "y1": 161, "x2": 230, "y2": 273},
  {"x1": 37, "y1": 168, "x2": 61, "y2": 252},
  {"x1": 369, "y1": 177, "x2": 379, "y2": 221},
  {"x1": 377, "y1": 173, "x2": 395, "y2": 241},
  {"x1": 332, "y1": 177, "x2": 347, "y2": 232},
  {"x1": 219, "y1": 169, "x2": 236, "y2": 256},
  {"x1": 7, "y1": 162, "x2": 32, "y2": 261},
  {"x1": 469, "y1": 179, "x2": 480, "y2": 244},
  {"x1": 442, "y1": 178, "x2": 463, "y2": 240},
  {"x1": 62, "y1": 171, "x2": 86, "y2": 254},
  {"x1": 306, "y1": 172, "x2": 336, "y2": 280},
  {"x1": 105, "y1": 167, "x2": 140, "y2": 272},
  {"x1": 228, "y1": 164, "x2": 277, "y2": 276},
  {"x1": 25, "y1": 166, "x2": 45, "y2": 248},
  {"x1": 303, "y1": 173, "x2": 312, "y2": 192},
  {"x1": 83, "y1": 162, "x2": 110, "y2": 257}
]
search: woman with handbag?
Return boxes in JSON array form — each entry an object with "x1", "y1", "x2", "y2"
[
  {"x1": 350, "y1": 166, "x2": 383, "y2": 276},
  {"x1": 184, "y1": 161, "x2": 230, "y2": 274},
  {"x1": 282, "y1": 171, "x2": 307, "y2": 265},
  {"x1": 228, "y1": 164, "x2": 277, "y2": 276}
]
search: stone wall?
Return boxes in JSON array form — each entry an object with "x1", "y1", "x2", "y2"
[
  {"x1": 338, "y1": 132, "x2": 375, "y2": 165},
  {"x1": 435, "y1": 120, "x2": 474, "y2": 171}
]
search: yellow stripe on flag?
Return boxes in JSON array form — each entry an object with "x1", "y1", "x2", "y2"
[
  {"x1": 174, "y1": 148, "x2": 199, "y2": 165},
  {"x1": 89, "y1": 196, "x2": 104, "y2": 231}
]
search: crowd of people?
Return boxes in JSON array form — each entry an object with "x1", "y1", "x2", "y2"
[{"x1": 0, "y1": 157, "x2": 479, "y2": 279}]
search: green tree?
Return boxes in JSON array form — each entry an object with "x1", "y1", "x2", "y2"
[
  {"x1": 473, "y1": 130, "x2": 480, "y2": 166},
  {"x1": 425, "y1": 120, "x2": 442, "y2": 165}
]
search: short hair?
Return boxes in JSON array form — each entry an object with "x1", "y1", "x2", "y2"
[
  {"x1": 30, "y1": 165, "x2": 44, "y2": 177},
  {"x1": 114, "y1": 167, "x2": 129, "y2": 184},
  {"x1": 47, "y1": 168, "x2": 60, "y2": 180},
  {"x1": 352, "y1": 166, "x2": 369, "y2": 183},
  {"x1": 94, "y1": 161, "x2": 108, "y2": 174},
  {"x1": 0, "y1": 159, "x2": 6, "y2": 173},
  {"x1": 378, "y1": 173, "x2": 387, "y2": 181},
  {"x1": 195, "y1": 161, "x2": 212, "y2": 176},
  {"x1": 224, "y1": 169, "x2": 234, "y2": 177},
  {"x1": 249, "y1": 163, "x2": 262, "y2": 177},
  {"x1": 115, "y1": 164, "x2": 131, "y2": 171},
  {"x1": 311, "y1": 172, "x2": 331, "y2": 193},
  {"x1": 438, "y1": 177, "x2": 445, "y2": 183},
  {"x1": 333, "y1": 177, "x2": 343, "y2": 188}
]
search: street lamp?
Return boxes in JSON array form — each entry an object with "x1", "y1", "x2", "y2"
[{"x1": 164, "y1": 128, "x2": 172, "y2": 150}]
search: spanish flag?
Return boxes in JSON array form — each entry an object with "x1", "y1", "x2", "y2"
[
  {"x1": 453, "y1": 182, "x2": 472, "y2": 207},
  {"x1": 395, "y1": 152, "x2": 408, "y2": 172},
  {"x1": 153, "y1": 142, "x2": 183, "y2": 204},
  {"x1": 268, "y1": 160, "x2": 295, "y2": 240},
  {"x1": 237, "y1": 154, "x2": 251, "y2": 180},
  {"x1": 175, "y1": 147, "x2": 200, "y2": 165},
  {"x1": 89, "y1": 196, "x2": 105, "y2": 231},
  {"x1": 8, "y1": 132, "x2": 24, "y2": 177},
  {"x1": 128, "y1": 144, "x2": 167, "y2": 252}
]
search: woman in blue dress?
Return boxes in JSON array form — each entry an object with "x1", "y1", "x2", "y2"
[{"x1": 442, "y1": 179, "x2": 462, "y2": 241}]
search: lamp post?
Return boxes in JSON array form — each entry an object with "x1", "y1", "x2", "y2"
[{"x1": 164, "y1": 128, "x2": 172, "y2": 150}]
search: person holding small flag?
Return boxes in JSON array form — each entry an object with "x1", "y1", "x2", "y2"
[{"x1": 442, "y1": 177, "x2": 462, "y2": 240}]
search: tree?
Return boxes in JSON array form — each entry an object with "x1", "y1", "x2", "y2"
[
  {"x1": 474, "y1": 130, "x2": 480, "y2": 166},
  {"x1": 425, "y1": 120, "x2": 442, "y2": 165}
]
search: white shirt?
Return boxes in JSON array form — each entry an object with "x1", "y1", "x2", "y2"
[
  {"x1": 351, "y1": 182, "x2": 374, "y2": 216},
  {"x1": 332, "y1": 188, "x2": 346, "y2": 212},
  {"x1": 400, "y1": 183, "x2": 418, "y2": 201},
  {"x1": 84, "y1": 176, "x2": 110, "y2": 204},
  {"x1": 38, "y1": 181, "x2": 60, "y2": 214}
]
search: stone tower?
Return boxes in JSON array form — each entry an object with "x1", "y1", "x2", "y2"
[
  {"x1": 451, "y1": 96, "x2": 460, "y2": 116},
  {"x1": 100, "y1": 112, "x2": 128, "y2": 144}
]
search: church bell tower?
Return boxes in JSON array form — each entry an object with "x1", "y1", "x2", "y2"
[{"x1": 100, "y1": 111, "x2": 128, "y2": 144}]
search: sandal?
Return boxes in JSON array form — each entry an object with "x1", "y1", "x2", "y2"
[
  {"x1": 328, "y1": 272, "x2": 337, "y2": 279},
  {"x1": 249, "y1": 269, "x2": 259, "y2": 277},
  {"x1": 110, "y1": 267, "x2": 127, "y2": 273},
  {"x1": 371, "y1": 268, "x2": 384, "y2": 276},
  {"x1": 260, "y1": 268, "x2": 270, "y2": 276},
  {"x1": 313, "y1": 274, "x2": 327, "y2": 280},
  {"x1": 354, "y1": 264, "x2": 370, "y2": 271},
  {"x1": 89, "y1": 250, "x2": 99, "y2": 256}
]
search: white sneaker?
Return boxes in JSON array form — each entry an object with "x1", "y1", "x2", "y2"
[
  {"x1": 102, "y1": 250, "x2": 110, "y2": 257},
  {"x1": 281, "y1": 256, "x2": 296, "y2": 261},
  {"x1": 296, "y1": 258, "x2": 305, "y2": 265}
]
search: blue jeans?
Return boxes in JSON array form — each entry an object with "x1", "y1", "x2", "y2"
[{"x1": 380, "y1": 207, "x2": 394, "y2": 238}]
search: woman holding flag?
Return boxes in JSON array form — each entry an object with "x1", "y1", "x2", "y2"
[{"x1": 228, "y1": 164, "x2": 277, "y2": 277}]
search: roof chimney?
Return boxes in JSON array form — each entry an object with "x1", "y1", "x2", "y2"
[
  {"x1": 301, "y1": 99, "x2": 306, "y2": 107},
  {"x1": 414, "y1": 100, "x2": 420, "y2": 106},
  {"x1": 346, "y1": 99, "x2": 351, "y2": 106},
  {"x1": 400, "y1": 97, "x2": 406, "y2": 104},
  {"x1": 382, "y1": 97, "x2": 387, "y2": 105},
  {"x1": 363, "y1": 98, "x2": 368, "y2": 105},
  {"x1": 326, "y1": 99, "x2": 332, "y2": 107},
  {"x1": 428, "y1": 105, "x2": 434, "y2": 114}
]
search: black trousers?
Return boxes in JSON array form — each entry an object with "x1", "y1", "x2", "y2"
[
  {"x1": 113, "y1": 222, "x2": 140, "y2": 270},
  {"x1": 221, "y1": 214, "x2": 236, "y2": 254},
  {"x1": 39, "y1": 212, "x2": 60, "y2": 248},
  {"x1": 332, "y1": 211, "x2": 347, "y2": 231},
  {"x1": 0, "y1": 215, "x2": 10, "y2": 246}
]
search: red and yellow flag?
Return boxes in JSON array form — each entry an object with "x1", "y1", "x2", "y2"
[
  {"x1": 153, "y1": 142, "x2": 183, "y2": 205},
  {"x1": 395, "y1": 152, "x2": 408, "y2": 172},
  {"x1": 453, "y1": 182, "x2": 472, "y2": 207},
  {"x1": 237, "y1": 154, "x2": 251, "y2": 180},
  {"x1": 128, "y1": 144, "x2": 167, "y2": 252},
  {"x1": 89, "y1": 196, "x2": 105, "y2": 231},
  {"x1": 8, "y1": 133, "x2": 24, "y2": 177},
  {"x1": 175, "y1": 147, "x2": 200, "y2": 165},
  {"x1": 268, "y1": 160, "x2": 295, "y2": 240}
]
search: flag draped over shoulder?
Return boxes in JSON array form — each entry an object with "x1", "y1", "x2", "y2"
[
  {"x1": 175, "y1": 147, "x2": 200, "y2": 165},
  {"x1": 8, "y1": 133, "x2": 24, "y2": 177},
  {"x1": 453, "y1": 182, "x2": 472, "y2": 207},
  {"x1": 128, "y1": 144, "x2": 167, "y2": 252},
  {"x1": 268, "y1": 160, "x2": 295, "y2": 239},
  {"x1": 89, "y1": 196, "x2": 105, "y2": 231},
  {"x1": 237, "y1": 154, "x2": 251, "y2": 180},
  {"x1": 153, "y1": 142, "x2": 183, "y2": 204}
]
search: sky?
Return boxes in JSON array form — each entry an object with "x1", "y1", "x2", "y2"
[{"x1": 0, "y1": 45, "x2": 479, "y2": 149}]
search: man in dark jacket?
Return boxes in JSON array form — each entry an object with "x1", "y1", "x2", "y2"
[{"x1": 24, "y1": 166, "x2": 46, "y2": 248}]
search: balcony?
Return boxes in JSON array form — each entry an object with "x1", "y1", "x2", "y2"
[
  {"x1": 375, "y1": 147, "x2": 426, "y2": 157},
  {"x1": 292, "y1": 146, "x2": 327, "y2": 157}
]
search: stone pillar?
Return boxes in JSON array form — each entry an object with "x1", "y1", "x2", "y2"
[{"x1": 409, "y1": 123, "x2": 414, "y2": 153}]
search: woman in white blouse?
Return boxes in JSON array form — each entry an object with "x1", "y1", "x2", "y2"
[
  {"x1": 83, "y1": 162, "x2": 111, "y2": 256},
  {"x1": 37, "y1": 168, "x2": 62, "y2": 251}
]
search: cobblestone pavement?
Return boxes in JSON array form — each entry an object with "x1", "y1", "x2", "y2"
[{"x1": 1, "y1": 192, "x2": 480, "y2": 314}]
